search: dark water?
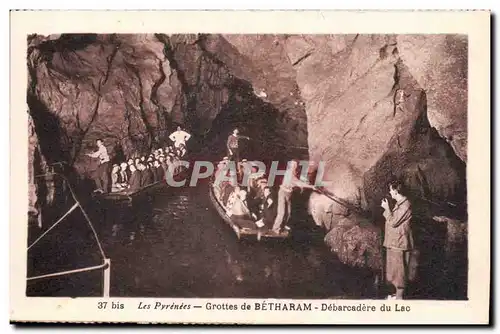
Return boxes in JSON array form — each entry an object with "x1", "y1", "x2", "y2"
[{"x1": 26, "y1": 180, "x2": 377, "y2": 299}]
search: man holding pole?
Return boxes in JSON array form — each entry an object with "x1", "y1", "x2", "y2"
[
  {"x1": 271, "y1": 160, "x2": 317, "y2": 234},
  {"x1": 86, "y1": 139, "x2": 111, "y2": 193}
]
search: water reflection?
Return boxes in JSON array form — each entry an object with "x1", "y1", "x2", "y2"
[{"x1": 27, "y1": 182, "x2": 376, "y2": 298}]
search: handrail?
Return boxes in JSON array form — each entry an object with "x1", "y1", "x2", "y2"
[
  {"x1": 27, "y1": 202, "x2": 79, "y2": 251},
  {"x1": 32, "y1": 170, "x2": 107, "y2": 260},
  {"x1": 29, "y1": 169, "x2": 110, "y2": 296},
  {"x1": 27, "y1": 261, "x2": 108, "y2": 281}
]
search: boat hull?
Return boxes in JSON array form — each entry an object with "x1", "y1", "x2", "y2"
[{"x1": 208, "y1": 179, "x2": 290, "y2": 241}]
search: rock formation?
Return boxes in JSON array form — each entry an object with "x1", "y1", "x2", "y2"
[{"x1": 27, "y1": 34, "x2": 467, "y2": 287}]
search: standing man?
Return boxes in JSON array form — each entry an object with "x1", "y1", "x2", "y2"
[
  {"x1": 226, "y1": 128, "x2": 250, "y2": 164},
  {"x1": 169, "y1": 126, "x2": 191, "y2": 157},
  {"x1": 271, "y1": 160, "x2": 316, "y2": 233},
  {"x1": 86, "y1": 139, "x2": 111, "y2": 193},
  {"x1": 381, "y1": 180, "x2": 415, "y2": 300}
]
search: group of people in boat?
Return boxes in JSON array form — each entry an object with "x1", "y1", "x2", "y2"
[
  {"x1": 86, "y1": 126, "x2": 191, "y2": 194},
  {"x1": 213, "y1": 156, "x2": 278, "y2": 231},
  {"x1": 212, "y1": 128, "x2": 320, "y2": 234}
]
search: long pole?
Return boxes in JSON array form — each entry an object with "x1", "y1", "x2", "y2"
[{"x1": 27, "y1": 262, "x2": 107, "y2": 281}]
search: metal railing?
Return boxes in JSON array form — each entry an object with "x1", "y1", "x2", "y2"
[{"x1": 29, "y1": 164, "x2": 111, "y2": 297}]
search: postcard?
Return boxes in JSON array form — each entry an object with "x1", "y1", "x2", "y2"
[{"x1": 10, "y1": 10, "x2": 490, "y2": 324}]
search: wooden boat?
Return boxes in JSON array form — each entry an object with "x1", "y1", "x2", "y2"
[
  {"x1": 208, "y1": 177, "x2": 290, "y2": 241},
  {"x1": 93, "y1": 165, "x2": 188, "y2": 206},
  {"x1": 94, "y1": 180, "x2": 167, "y2": 205}
]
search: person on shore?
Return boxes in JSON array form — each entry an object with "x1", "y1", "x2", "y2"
[
  {"x1": 271, "y1": 160, "x2": 317, "y2": 233},
  {"x1": 381, "y1": 180, "x2": 415, "y2": 300},
  {"x1": 86, "y1": 139, "x2": 111, "y2": 193},
  {"x1": 226, "y1": 128, "x2": 250, "y2": 164}
]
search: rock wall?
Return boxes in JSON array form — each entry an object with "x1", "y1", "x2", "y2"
[
  {"x1": 27, "y1": 34, "x2": 467, "y2": 282},
  {"x1": 283, "y1": 34, "x2": 467, "y2": 274}
]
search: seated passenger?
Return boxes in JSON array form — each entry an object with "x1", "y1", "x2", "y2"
[
  {"x1": 213, "y1": 161, "x2": 228, "y2": 201},
  {"x1": 154, "y1": 160, "x2": 165, "y2": 182},
  {"x1": 227, "y1": 189, "x2": 257, "y2": 221},
  {"x1": 238, "y1": 158, "x2": 249, "y2": 173},
  {"x1": 225, "y1": 185, "x2": 240, "y2": 209},
  {"x1": 256, "y1": 186, "x2": 277, "y2": 228},
  {"x1": 177, "y1": 143, "x2": 187, "y2": 158},
  {"x1": 166, "y1": 155, "x2": 176, "y2": 180},
  {"x1": 146, "y1": 162, "x2": 155, "y2": 185},
  {"x1": 139, "y1": 162, "x2": 153, "y2": 187},
  {"x1": 111, "y1": 164, "x2": 122, "y2": 192},
  {"x1": 128, "y1": 164, "x2": 142, "y2": 193},
  {"x1": 215, "y1": 159, "x2": 229, "y2": 179},
  {"x1": 218, "y1": 169, "x2": 237, "y2": 205},
  {"x1": 151, "y1": 160, "x2": 159, "y2": 182},
  {"x1": 119, "y1": 162, "x2": 129, "y2": 185},
  {"x1": 245, "y1": 166, "x2": 260, "y2": 194},
  {"x1": 254, "y1": 177, "x2": 269, "y2": 201}
]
